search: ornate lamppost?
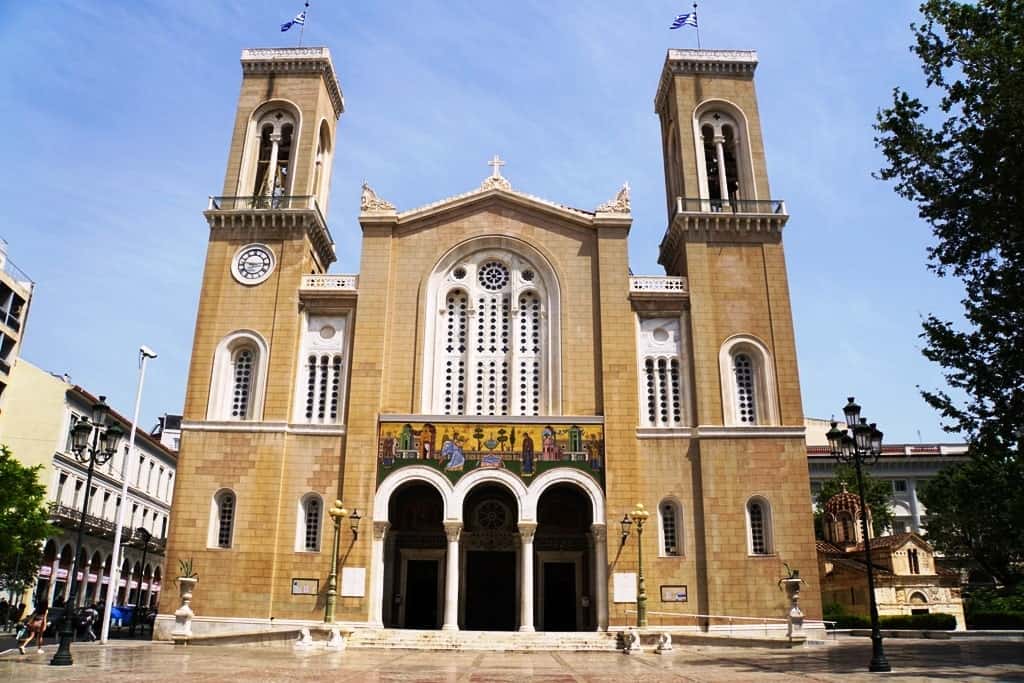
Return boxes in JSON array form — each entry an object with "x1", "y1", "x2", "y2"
[
  {"x1": 51, "y1": 397, "x2": 124, "y2": 667},
  {"x1": 620, "y1": 503, "x2": 650, "y2": 627},
  {"x1": 826, "y1": 397, "x2": 891, "y2": 673},
  {"x1": 324, "y1": 501, "x2": 361, "y2": 623}
]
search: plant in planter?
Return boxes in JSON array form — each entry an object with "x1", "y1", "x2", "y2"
[
  {"x1": 778, "y1": 563, "x2": 805, "y2": 640},
  {"x1": 172, "y1": 558, "x2": 199, "y2": 641}
]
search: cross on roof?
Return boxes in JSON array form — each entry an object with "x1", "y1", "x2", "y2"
[{"x1": 487, "y1": 154, "x2": 506, "y2": 178}]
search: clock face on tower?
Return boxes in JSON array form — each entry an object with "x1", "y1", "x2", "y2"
[{"x1": 231, "y1": 244, "x2": 275, "y2": 285}]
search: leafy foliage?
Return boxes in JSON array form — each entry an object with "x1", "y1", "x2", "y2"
[
  {"x1": 814, "y1": 464, "x2": 894, "y2": 538},
  {"x1": 874, "y1": 0, "x2": 1024, "y2": 461},
  {"x1": 0, "y1": 445, "x2": 54, "y2": 593},
  {"x1": 918, "y1": 458, "x2": 1023, "y2": 587}
]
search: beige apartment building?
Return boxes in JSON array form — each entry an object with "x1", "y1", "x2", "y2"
[{"x1": 158, "y1": 46, "x2": 822, "y2": 638}]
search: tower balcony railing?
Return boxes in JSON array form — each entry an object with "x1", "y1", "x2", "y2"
[
  {"x1": 300, "y1": 274, "x2": 359, "y2": 291},
  {"x1": 629, "y1": 276, "x2": 688, "y2": 294},
  {"x1": 208, "y1": 194, "x2": 327, "y2": 222},
  {"x1": 674, "y1": 197, "x2": 787, "y2": 216}
]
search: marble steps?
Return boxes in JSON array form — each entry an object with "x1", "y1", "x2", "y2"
[{"x1": 346, "y1": 628, "x2": 621, "y2": 652}]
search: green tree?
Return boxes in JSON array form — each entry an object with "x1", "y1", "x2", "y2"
[
  {"x1": 814, "y1": 464, "x2": 894, "y2": 539},
  {"x1": 918, "y1": 458, "x2": 1023, "y2": 587},
  {"x1": 874, "y1": 0, "x2": 1024, "y2": 585},
  {"x1": 874, "y1": 0, "x2": 1024, "y2": 462},
  {"x1": 0, "y1": 445, "x2": 54, "y2": 594}
]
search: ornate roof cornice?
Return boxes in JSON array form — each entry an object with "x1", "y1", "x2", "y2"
[
  {"x1": 655, "y1": 49, "x2": 758, "y2": 112},
  {"x1": 241, "y1": 47, "x2": 345, "y2": 118}
]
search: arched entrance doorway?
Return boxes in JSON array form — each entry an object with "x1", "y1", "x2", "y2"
[
  {"x1": 536, "y1": 484, "x2": 593, "y2": 631},
  {"x1": 461, "y1": 483, "x2": 519, "y2": 631},
  {"x1": 385, "y1": 482, "x2": 445, "y2": 629}
]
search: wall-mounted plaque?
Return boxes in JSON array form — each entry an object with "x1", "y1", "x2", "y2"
[
  {"x1": 613, "y1": 572, "x2": 637, "y2": 603},
  {"x1": 660, "y1": 585, "x2": 688, "y2": 602},
  {"x1": 291, "y1": 578, "x2": 319, "y2": 596},
  {"x1": 341, "y1": 567, "x2": 366, "y2": 597}
]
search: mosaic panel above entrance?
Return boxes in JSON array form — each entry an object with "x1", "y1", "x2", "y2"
[{"x1": 377, "y1": 418, "x2": 604, "y2": 487}]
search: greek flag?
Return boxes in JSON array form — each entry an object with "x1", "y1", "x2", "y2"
[
  {"x1": 670, "y1": 12, "x2": 698, "y2": 29},
  {"x1": 280, "y1": 10, "x2": 306, "y2": 32}
]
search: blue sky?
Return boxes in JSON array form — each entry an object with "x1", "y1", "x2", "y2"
[{"x1": 0, "y1": 1, "x2": 965, "y2": 442}]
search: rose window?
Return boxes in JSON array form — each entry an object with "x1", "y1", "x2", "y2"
[
  {"x1": 476, "y1": 500, "x2": 508, "y2": 530},
  {"x1": 478, "y1": 261, "x2": 510, "y2": 291}
]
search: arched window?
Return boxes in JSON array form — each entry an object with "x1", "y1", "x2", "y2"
[
  {"x1": 293, "y1": 315, "x2": 348, "y2": 425},
  {"x1": 208, "y1": 330, "x2": 270, "y2": 421},
  {"x1": 659, "y1": 498, "x2": 683, "y2": 557},
  {"x1": 312, "y1": 119, "x2": 333, "y2": 210},
  {"x1": 638, "y1": 319, "x2": 685, "y2": 428},
  {"x1": 746, "y1": 496, "x2": 773, "y2": 555},
  {"x1": 838, "y1": 512, "x2": 854, "y2": 543},
  {"x1": 252, "y1": 110, "x2": 296, "y2": 198},
  {"x1": 694, "y1": 103, "x2": 756, "y2": 209},
  {"x1": 908, "y1": 548, "x2": 920, "y2": 575},
  {"x1": 719, "y1": 335, "x2": 779, "y2": 427},
  {"x1": 297, "y1": 493, "x2": 323, "y2": 552},
  {"x1": 423, "y1": 242, "x2": 560, "y2": 416},
  {"x1": 209, "y1": 489, "x2": 236, "y2": 549}
]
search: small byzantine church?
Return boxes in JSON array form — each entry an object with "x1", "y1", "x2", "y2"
[{"x1": 158, "y1": 45, "x2": 821, "y2": 638}]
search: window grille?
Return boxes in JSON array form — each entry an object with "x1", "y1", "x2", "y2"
[
  {"x1": 304, "y1": 353, "x2": 344, "y2": 422},
  {"x1": 443, "y1": 293, "x2": 468, "y2": 415},
  {"x1": 231, "y1": 348, "x2": 254, "y2": 418},
  {"x1": 733, "y1": 353, "x2": 756, "y2": 423},
  {"x1": 304, "y1": 497, "x2": 321, "y2": 551},
  {"x1": 217, "y1": 493, "x2": 235, "y2": 548},
  {"x1": 642, "y1": 357, "x2": 683, "y2": 427},
  {"x1": 661, "y1": 502, "x2": 680, "y2": 556},
  {"x1": 749, "y1": 501, "x2": 767, "y2": 554}
]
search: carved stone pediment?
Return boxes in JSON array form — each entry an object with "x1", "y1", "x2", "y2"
[
  {"x1": 360, "y1": 182, "x2": 396, "y2": 212},
  {"x1": 596, "y1": 182, "x2": 631, "y2": 213}
]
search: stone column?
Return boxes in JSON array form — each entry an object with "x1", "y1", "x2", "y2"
[
  {"x1": 369, "y1": 521, "x2": 390, "y2": 627},
  {"x1": 265, "y1": 133, "x2": 281, "y2": 197},
  {"x1": 591, "y1": 524, "x2": 609, "y2": 631},
  {"x1": 518, "y1": 522, "x2": 537, "y2": 632},
  {"x1": 714, "y1": 135, "x2": 730, "y2": 205},
  {"x1": 442, "y1": 522, "x2": 462, "y2": 631}
]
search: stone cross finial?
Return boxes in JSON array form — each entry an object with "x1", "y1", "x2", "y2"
[{"x1": 481, "y1": 154, "x2": 512, "y2": 191}]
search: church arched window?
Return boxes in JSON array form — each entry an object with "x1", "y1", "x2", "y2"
[
  {"x1": 719, "y1": 335, "x2": 779, "y2": 427},
  {"x1": 659, "y1": 498, "x2": 683, "y2": 556},
  {"x1": 296, "y1": 493, "x2": 322, "y2": 552},
  {"x1": 208, "y1": 330, "x2": 270, "y2": 422},
  {"x1": 252, "y1": 110, "x2": 296, "y2": 199},
  {"x1": 424, "y1": 245, "x2": 558, "y2": 416},
  {"x1": 746, "y1": 496, "x2": 773, "y2": 555},
  {"x1": 637, "y1": 318, "x2": 685, "y2": 428},
  {"x1": 292, "y1": 315, "x2": 348, "y2": 425},
  {"x1": 312, "y1": 119, "x2": 333, "y2": 210},
  {"x1": 694, "y1": 104, "x2": 755, "y2": 209},
  {"x1": 209, "y1": 489, "x2": 236, "y2": 549}
]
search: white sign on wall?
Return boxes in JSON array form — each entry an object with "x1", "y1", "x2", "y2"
[
  {"x1": 613, "y1": 572, "x2": 637, "y2": 603},
  {"x1": 340, "y1": 567, "x2": 366, "y2": 597}
]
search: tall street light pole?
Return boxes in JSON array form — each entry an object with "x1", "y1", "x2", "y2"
[
  {"x1": 324, "y1": 500, "x2": 348, "y2": 623},
  {"x1": 50, "y1": 398, "x2": 124, "y2": 667},
  {"x1": 826, "y1": 397, "x2": 891, "y2": 673},
  {"x1": 129, "y1": 527, "x2": 153, "y2": 637},
  {"x1": 101, "y1": 346, "x2": 156, "y2": 643}
]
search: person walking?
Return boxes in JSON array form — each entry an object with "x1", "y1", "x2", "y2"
[{"x1": 18, "y1": 602, "x2": 48, "y2": 654}]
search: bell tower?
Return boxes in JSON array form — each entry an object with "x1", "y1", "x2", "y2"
[
  {"x1": 162, "y1": 48, "x2": 350, "y2": 628},
  {"x1": 653, "y1": 49, "x2": 821, "y2": 621}
]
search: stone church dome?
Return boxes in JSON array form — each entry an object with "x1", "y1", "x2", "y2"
[{"x1": 824, "y1": 483, "x2": 865, "y2": 516}]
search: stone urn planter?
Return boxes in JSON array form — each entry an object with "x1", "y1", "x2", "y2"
[
  {"x1": 778, "y1": 566, "x2": 805, "y2": 642},
  {"x1": 172, "y1": 559, "x2": 198, "y2": 642}
]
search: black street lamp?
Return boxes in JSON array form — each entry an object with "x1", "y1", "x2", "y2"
[
  {"x1": 51, "y1": 397, "x2": 124, "y2": 667},
  {"x1": 826, "y1": 397, "x2": 891, "y2": 673},
  {"x1": 129, "y1": 526, "x2": 152, "y2": 637}
]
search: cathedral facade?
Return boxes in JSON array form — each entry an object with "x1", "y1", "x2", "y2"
[{"x1": 157, "y1": 46, "x2": 822, "y2": 637}]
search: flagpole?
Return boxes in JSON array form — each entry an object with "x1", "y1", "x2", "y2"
[
  {"x1": 298, "y1": 1, "x2": 309, "y2": 47},
  {"x1": 694, "y1": 3, "x2": 701, "y2": 49}
]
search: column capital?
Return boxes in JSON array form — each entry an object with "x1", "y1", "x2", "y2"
[
  {"x1": 518, "y1": 522, "x2": 538, "y2": 543},
  {"x1": 443, "y1": 521, "x2": 463, "y2": 542},
  {"x1": 372, "y1": 520, "x2": 391, "y2": 541},
  {"x1": 590, "y1": 523, "x2": 608, "y2": 542}
]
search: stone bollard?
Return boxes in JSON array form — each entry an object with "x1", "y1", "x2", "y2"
[
  {"x1": 294, "y1": 627, "x2": 314, "y2": 650},
  {"x1": 325, "y1": 627, "x2": 346, "y2": 651},
  {"x1": 622, "y1": 627, "x2": 642, "y2": 654},
  {"x1": 655, "y1": 632, "x2": 673, "y2": 654}
]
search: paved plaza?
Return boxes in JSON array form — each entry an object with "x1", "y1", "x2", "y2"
[{"x1": 0, "y1": 638, "x2": 1022, "y2": 682}]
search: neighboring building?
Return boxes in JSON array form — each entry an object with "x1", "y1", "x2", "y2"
[
  {"x1": 0, "y1": 359, "x2": 178, "y2": 610},
  {"x1": 816, "y1": 487, "x2": 966, "y2": 629},
  {"x1": 0, "y1": 239, "x2": 34, "y2": 411},
  {"x1": 151, "y1": 414, "x2": 182, "y2": 452},
  {"x1": 805, "y1": 418, "x2": 968, "y2": 535},
  {"x1": 159, "y1": 46, "x2": 821, "y2": 638}
]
